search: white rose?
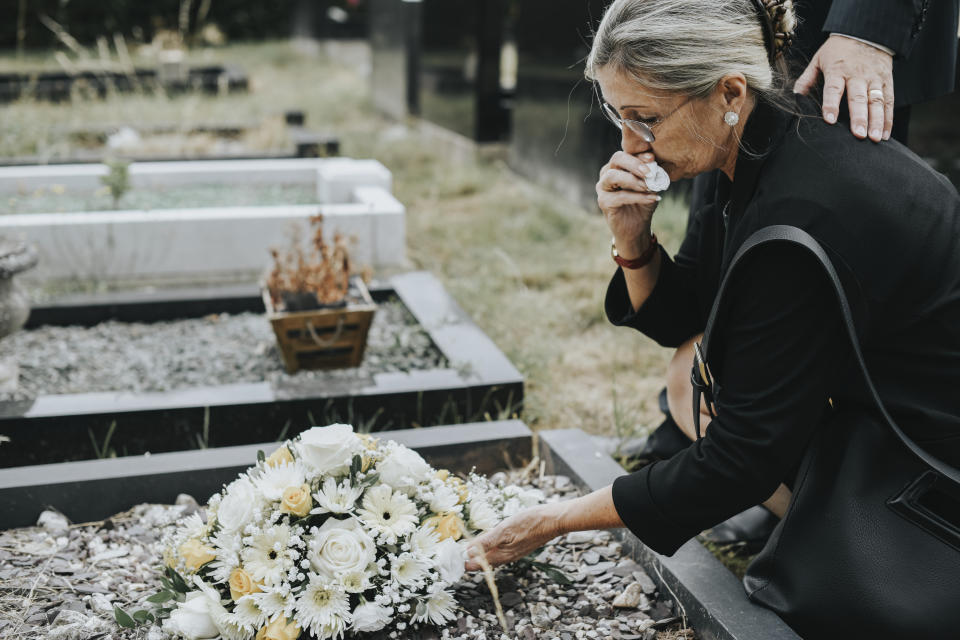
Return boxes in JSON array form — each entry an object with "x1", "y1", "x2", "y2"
[
  {"x1": 376, "y1": 446, "x2": 433, "y2": 493},
  {"x1": 434, "y1": 538, "x2": 466, "y2": 585},
  {"x1": 217, "y1": 477, "x2": 258, "y2": 533},
  {"x1": 308, "y1": 517, "x2": 376, "y2": 579},
  {"x1": 164, "y1": 592, "x2": 219, "y2": 640},
  {"x1": 467, "y1": 500, "x2": 499, "y2": 531},
  {"x1": 351, "y1": 602, "x2": 393, "y2": 632},
  {"x1": 502, "y1": 497, "x2": 523, "y2": 518},
  {"x1": 297, "y1": 424, "x2": 363, "y2": 474}
]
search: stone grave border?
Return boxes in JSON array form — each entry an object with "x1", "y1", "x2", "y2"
[
  {"x1": 0, "y1": 158, "x2": 405, "y2": 278},
  {"x1": 0, "y1": 420, "x2": 799, "y2": 640},
  {"x1": 0, "y1": 271, "x2": 523, "y2": 467}
]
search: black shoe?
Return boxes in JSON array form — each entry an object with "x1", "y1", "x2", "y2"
[
  {"x1": 620, "y1": 389, "x2": 691, "y2": 470},
  {"x1": 701, "y1": 505, "x2": 779, "y2": 551}
]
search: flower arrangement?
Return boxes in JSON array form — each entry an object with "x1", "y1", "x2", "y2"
[{"x1": 137, "y1": 424, "x2": 545, "y2": 639}]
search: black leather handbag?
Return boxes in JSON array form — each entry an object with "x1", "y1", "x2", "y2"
[{"x1": 691, "y1": 225, "x2": 960, "y2": 639}]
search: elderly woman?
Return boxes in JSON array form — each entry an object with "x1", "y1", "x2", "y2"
[{"x1": 465, "y1": 0, "x2": 960, "y2": 636}]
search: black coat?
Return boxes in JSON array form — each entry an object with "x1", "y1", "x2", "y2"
[
  {"x1": 792, "y1": 0, "x2": 959, "y2": 105},
  {"x1": 605, "y1": 101, "x2": 960, "y2": 555}
]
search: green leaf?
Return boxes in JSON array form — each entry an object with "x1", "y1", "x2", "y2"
[
  {"x1": 146, "y1": 590, "x2": 175, "y2": 604},
  {"x1": 350, "y1": 454, "x2": 362, "y2": 479},
  {"x1": 362, "y1": 472, "x2": 380, "y2": 487},
  {"x1": 132, "y1": 610, "x2": 151, "y2": 624},
  {"x1": 165, "y1": 567, "x2": 190, "y2": 593},
  {"x1": 257, "y1": 449, "x2": 266, "y2": 463},
  {"x1": 114, "y1": 606, "x2": 136, "y2": 628}
]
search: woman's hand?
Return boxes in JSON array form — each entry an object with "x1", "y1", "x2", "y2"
[
  {"x1": 464, "y1": 504, "x2": 562, "y2": 571},
  {"x1": 597, "y1": 150, "x2": 661, "y2": 258}
]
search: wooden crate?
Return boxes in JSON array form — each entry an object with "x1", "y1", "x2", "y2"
[{"x1": 262, "y1": 277, "x2": 377, "y2": 373}]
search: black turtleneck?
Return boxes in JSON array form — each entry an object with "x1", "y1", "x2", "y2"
[{"x1": 604, "y1": 101, "x2": 960, "y2": 555}]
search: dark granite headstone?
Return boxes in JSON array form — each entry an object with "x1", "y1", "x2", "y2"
[
  {"x1": 508, "y1": 1, "x2": 620, "y2": 212},
  {"x1": 369, "y1": 0, "x2": 423, "y2": 120},
  {"x1": 418, "y1": 0, "x2": 511, "y2": 142}
]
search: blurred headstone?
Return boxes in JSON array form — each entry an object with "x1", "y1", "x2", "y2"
[{"x1": 507, "y1": 1, "x2": 620, "y2": 211}]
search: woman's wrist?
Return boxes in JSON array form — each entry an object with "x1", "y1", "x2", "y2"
[{"x1": 613, "y1": 232, "x2": 654, "y2": 261}]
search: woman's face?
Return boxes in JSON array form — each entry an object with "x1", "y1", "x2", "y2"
[{"x1": 594, "y1": 66, "x2": 734, "y2": 181}]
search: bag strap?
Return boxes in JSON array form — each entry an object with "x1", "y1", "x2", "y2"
[{"x1": 692, "y1": 224, "x2": 960, "y2": 486}]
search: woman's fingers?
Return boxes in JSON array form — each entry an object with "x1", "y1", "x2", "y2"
[{"x1": 597, "y1": 167, "x2": 649, "y2": 194}]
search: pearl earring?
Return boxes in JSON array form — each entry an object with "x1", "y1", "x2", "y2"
[{"x1": 723, "y1": 111, "x2": 740, "y2": 126}]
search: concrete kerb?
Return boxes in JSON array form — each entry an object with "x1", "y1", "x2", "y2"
[
  {"x1": 538, "y1": 428, "x2": 800, "y2": 640},
  {"x1": 0, "y1": 158, "x2": 391, "y2": 195},
  {"x1": 0, "y1": 420, "x2": 532, "y2": 529}
]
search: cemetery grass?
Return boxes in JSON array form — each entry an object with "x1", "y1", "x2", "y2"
[{"x1": 1, "y1": 40, "x2": 686, "y2": 447}]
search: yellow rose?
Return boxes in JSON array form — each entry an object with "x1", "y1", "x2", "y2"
[
  {"x1": 256, "y1": 615, "x2": 300, "y2": 640},
  {"x1": 265, "y1": 446, "x2": 293, "y2": 467},
  {"x1": 358, "y1": 434, "x2": 379, "y2": 450},
  {"x1": 179, "y1": 538, "x2": 216, "y2": 571},
  {"x1": 361, "y1": 454, "x2": 373, "y2": 473},
  {"x1": 424, "y1": 512, "x2": 465, "y2": 541},
  {"x1": 228, "y1": 567, "x2": 262, "y2": 601},
  {"x1": 280, "y1": 484, "x2": 312, "y2": 517},
  {"x1": 435, "y1": 469, "x2": 450, "y2": 482}
]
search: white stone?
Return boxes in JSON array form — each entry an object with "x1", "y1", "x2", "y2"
[
  {"x1": 37, "y1": 509, "x2": 70, "y2": 533},
  {"x1": 612, "y1": 582, "x2": 648, "y2": 609},
  {"x1": 0, "y1": 358, "x2": 17, "y2": 393}
]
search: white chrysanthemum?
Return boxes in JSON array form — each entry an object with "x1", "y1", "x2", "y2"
[
  {"x1": 294, "y1": 574, "x2": 351, "y2": 639},
  {"x1": 311, "y1": 477, "x2": 364, "y2": 515},
  {"x1": 232, "y1": 595, "x2": 268, "y2": 631},
  {"x1": 408, "y1": 525, "x2": 441, "y2": 557},
  {"x1": 415, "y1": 589, "x2": 457, "y2": 625},
  {"x1": 467, "y1": 499, "x2": 500, "y2": 531},
  {"x1": 251, "y1": 588, "x2": 294, "y2": 620},
  {"x1": 254, "y1": 460, "x2": 308, "y2": 502},
  {"x1": 179, "y1": 513, "x2": 207, "y2": 540},
  {"x1": 207, "y1": 529, "x2": 243, "y2": 583},
  {"x1": 357, "y1": 486, "x2": 418, "y2": 543},
  {"x1": 390, "y1": 552, "x2": 430, "y2": 587},
  {"x1": 338, "y1": 568, "x2": 372, "y2": 593},
  {"x1": 241, "y1": 524, "x2": 295, "y2": 586},
  {"x1": 427, "y1": 483, "x2": 461, "y2": 514}
]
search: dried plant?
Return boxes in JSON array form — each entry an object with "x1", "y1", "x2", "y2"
[{"x1": 266, "y1": 214, "x2": 352, "y2": 309}]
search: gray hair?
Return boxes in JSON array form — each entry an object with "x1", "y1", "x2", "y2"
[{"x1": 586, "y1": 0, "x2": 797, "y2": 105}]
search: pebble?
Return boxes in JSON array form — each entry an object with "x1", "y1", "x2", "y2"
[
  {"x1": 1, "y1": 299, "x2": 447, "y2": 401},
  {"x1": 612, "y1": 582, "x2": 647, "y2": 609}
]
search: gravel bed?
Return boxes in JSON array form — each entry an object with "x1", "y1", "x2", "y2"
[
  {"x1": 3, "y1": 183, "x2": 318, "y2": 214},
  {"x1": 0, "y1": 474, "x2": 694, "y2": 640},
  {"x1": 0, "y1": 297, "x2": 448, "y2": 401}
]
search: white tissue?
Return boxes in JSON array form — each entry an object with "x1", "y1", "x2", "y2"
[{"x1": 643, "y1": 161, "x2": 671, "y2": 192}]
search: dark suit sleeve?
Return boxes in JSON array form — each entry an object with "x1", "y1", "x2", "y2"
[
  {"x1": 610, "y1": 244, "x2": 849, "y2": 555},
  {"x1": 823, "y1": 0, "x2": 926, "y2": 58},
  {"x1": 604, "y1": 204, "x2": 714, "y2": 348}
]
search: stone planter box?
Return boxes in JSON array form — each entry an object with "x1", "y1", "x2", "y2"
[
  {"x1": 0, "y1": 420, "x2": 800, "y2": 640},
  {"x1": 0, "y1": 158, "x2": 404, "y2": 280},
  {"x1": 0, "y1": 272, "x2": 522, "y2": 467}
]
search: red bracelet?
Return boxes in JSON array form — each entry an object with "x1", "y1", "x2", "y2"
[{"x1": 612, "y1": 234, "x2": 658, "y2": 269}]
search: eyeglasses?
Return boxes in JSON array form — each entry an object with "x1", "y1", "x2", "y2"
[{"x1": 600, "y1": 96, "x2": 694, "y2": 143}]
